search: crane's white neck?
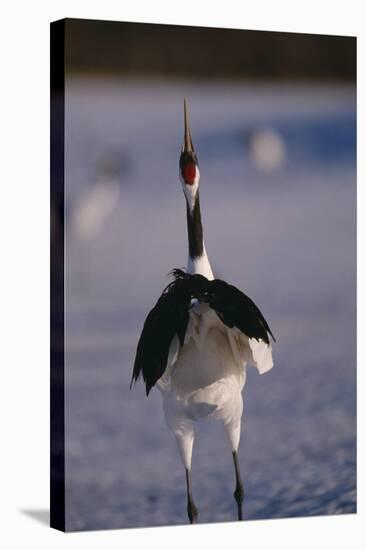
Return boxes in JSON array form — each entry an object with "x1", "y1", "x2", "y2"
[
  {"x1": 187, "y1": 244, "x2": 214, "y2": 279},
  {"x1": 186, "y1": 193, "x2": 214, "y2": 280}
]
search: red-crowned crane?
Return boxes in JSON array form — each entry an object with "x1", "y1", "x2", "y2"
[{"x1": 131, "y1": 99, "x2": 275, "y2": 524}]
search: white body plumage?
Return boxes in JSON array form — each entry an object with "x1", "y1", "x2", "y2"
[{"x1": 157, "y1": 289, "x2": 273, "y2": 469}]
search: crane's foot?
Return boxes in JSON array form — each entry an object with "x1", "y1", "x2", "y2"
[
  {"x1": 232, "y1": 451, "x2": 244, "y2": 521},
  {"x1": 185, "y1": 468, "x2": 198, "y2": 523},
  {"x1": 234, "y1": 483, "x2": 245, "y2": 521},
  {"x1": 187, "y1": 498, "x2": 198, "y2": 524}
]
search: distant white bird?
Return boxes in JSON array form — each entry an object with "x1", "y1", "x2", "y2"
[
  {"x1": 131, "y1": 99, "x2": 275, "y2": 523},
  {"x1": 249, "y1": 127, "x2": 286, "y2": 173}
]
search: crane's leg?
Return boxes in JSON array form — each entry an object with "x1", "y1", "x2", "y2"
[
  {"x1": 232, "y1": 450, "x2": 244, "y2": 521},
  {"x1": 173, "y1": 420, "x2": 198, "y2": 523},
  {"x1": 185, "y1": 468, "x2": 198, "y2": 524},
  {"x1": 224, "y1": 418, "x2": 245, "y2": 520}
]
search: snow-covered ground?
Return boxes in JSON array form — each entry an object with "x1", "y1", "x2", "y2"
[{"x1": 63, "y1": 78, "x2": 356, "y2": 531}]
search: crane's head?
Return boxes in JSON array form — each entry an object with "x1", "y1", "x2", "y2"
[{"x1": 179, "y1": 99, "x2": 200, "y2": 207}]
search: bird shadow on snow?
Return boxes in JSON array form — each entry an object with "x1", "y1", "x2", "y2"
[{"x1": 20, "y1": 509, "x2": 50, "y2": 527}]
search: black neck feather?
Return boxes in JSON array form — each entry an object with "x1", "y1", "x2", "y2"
[{"x1": 186, "y1": 194, "x2": 204, "y2": 259}]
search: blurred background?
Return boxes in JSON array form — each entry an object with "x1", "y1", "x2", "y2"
[{"x1": 59, "y1": 19, "x2": 356, "y2": 530}]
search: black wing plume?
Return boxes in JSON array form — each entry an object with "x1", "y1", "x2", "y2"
[
  {"x1": 131, "y1": 270, "x2": 275, "y2": 395},
  {"x1": 206, "y1": 279, "x2": 276, "y2": 345},
  {"x1": 130, "y1": 271, "x2": 195, "y2": 395}
]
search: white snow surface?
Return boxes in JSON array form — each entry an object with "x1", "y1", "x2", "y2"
[{"x1": 63, "y1": 78, "x2": 356, "y2": 531}]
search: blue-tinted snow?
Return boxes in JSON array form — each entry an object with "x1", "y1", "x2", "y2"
[{"x1": 64, "y1": 79, "x2": 356, "y2": 531}]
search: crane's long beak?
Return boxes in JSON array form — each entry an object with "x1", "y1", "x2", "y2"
[{"x1": 183, "y1": 98, "x2": 194, "y2": 153}]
